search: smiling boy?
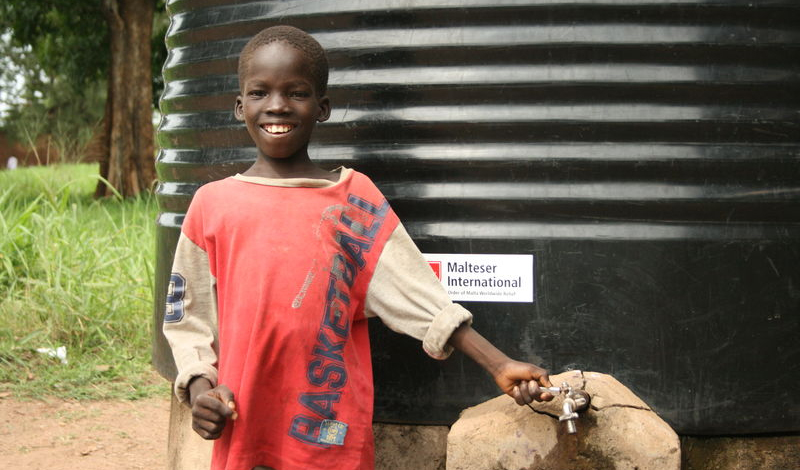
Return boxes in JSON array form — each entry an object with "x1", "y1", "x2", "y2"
[{"x1": 163, "y1": 25, "x2": 553, "y2": 470}]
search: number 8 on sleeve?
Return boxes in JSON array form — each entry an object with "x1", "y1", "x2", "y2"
[{"x1": 164, "y1": 273, "x2": 186, "y2": 323}]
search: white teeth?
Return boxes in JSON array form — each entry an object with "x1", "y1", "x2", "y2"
[{"x1": 264, "y1": 124, "x2": 293, "y2": 134}]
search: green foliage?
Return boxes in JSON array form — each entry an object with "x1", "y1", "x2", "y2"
[
  {"x1": 0, "y1": 0, "x2": 168, "y2": 159},
  {"x1": 1, "y1": 0, "x2": 167, "y2": 106},
  {"x1": 0, "y1": 164, "x2": 167, "y2": 399},
  {"x1": 1, "y1": 1, "x2": 109, "y2": 88},
  {"x1": 0, "y1": 29, "x2": 101, "y2": 163}
]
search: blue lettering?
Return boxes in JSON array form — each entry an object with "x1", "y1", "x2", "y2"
[
  {"x1": 340, "y1": 213, "x2": 381, "y2": 240},
  {"x1": 313, "y1": 331, "x2": 345, "y2": 363},
  {"x1": 326, "y1": 274, "x2": 351, "y2": 306},
  {"x1": 164, "y1": 274, "x2": 186, "y2": 323},
  {"x1": 323, "y1": 277, "x2": 350, "y2": 338},
  {"x1": 307, "y1": 360, "x2": 347, "y2": 389},
  {"x1": 331, "y1": 254, "x2": 356, "y2": 287},
  {"x1": 292, "y1": 192, "x2": 391, "y2": 445},
  {"x1": 337, "y1": 232, "x2": 371, "y2": 268},
  {"x1": 347, "y1": 195, "x2": 390, "y2": 217},
  {"x1": 299, "y1": 392, "x2": 341, "y2": 419},
  {"x1": 289, "y1": 415, "x2": 326, "y2": 447}
]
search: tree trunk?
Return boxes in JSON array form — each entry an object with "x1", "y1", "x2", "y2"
[{"x1": 95, "y1": 0, "x2": 156, "y2": 198}]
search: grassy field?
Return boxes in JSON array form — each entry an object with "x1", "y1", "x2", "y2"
[{"x1": 0, "y1": 164, "x2": 168, "y2": 399}]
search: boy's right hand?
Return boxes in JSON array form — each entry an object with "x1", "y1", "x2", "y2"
[{"x1": 188, "y1": 378, "x2": 237, "y2": 440}]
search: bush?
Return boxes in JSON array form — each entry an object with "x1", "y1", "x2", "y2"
[{"x1": 0, "y1": 164, "x2": 167, "y2": 399}]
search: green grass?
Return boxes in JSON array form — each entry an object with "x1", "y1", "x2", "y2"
[{"x1": 0, "y1": 164, "x2": 169, "y2": 400}]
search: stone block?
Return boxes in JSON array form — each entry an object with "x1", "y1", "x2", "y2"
[{"x1": 447, "y1": 370, "x2": 680, "y2": 470}]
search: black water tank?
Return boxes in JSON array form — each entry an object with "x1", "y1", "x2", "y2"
[{"x1": 154, "y1": 0, "x2": 800, "y2": 435}]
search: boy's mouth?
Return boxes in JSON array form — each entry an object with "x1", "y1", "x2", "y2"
[{"x1": 262, "y1": 124, "x2": 294, "y2": 135}]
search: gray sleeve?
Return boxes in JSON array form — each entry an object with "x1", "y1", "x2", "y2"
[
  {"x1": 364, "y1": 223, "x2": 472, "y2": 359},
  {"x1": 162, "y1": 232, "x2": 219, "y2": 404}
]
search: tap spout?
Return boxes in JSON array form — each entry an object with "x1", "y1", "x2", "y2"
[{"x1": 557, "y1": 388, "x2": 591, "y2": 434}]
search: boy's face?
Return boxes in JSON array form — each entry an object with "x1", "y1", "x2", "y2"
[{"x1": 235, "y1": 41, "x2": 330, "y2": 161}]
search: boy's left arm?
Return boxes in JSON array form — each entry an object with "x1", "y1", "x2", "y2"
[
  {"x1": 365, "y1": 223, "x2": 552, "y2": 404},
  {"x1": 447, "y1": 323, "x2": 554, "y2": 405}
]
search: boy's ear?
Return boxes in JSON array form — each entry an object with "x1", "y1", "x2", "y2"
[
  {"x1": 234, "y1": 96, "x2": 245, "y2": 122},
  {"x1": 317, "y1": 96, "x2": 331, "y2": 123}
]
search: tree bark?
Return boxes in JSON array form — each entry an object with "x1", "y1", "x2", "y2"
[{"x1": 95, "y1": 0, "x2": 156, "y2": 198}]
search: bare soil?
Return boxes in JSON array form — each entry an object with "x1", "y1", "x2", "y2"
[{"x1": 0, "y1": 395, "x2": 170, "y2": 470}]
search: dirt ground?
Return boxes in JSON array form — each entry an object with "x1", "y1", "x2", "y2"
[{"x1": 0, "y1": 395, "x2": 171, "y2": 470}]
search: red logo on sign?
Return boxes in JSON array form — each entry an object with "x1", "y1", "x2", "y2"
[{"x1": 428, "y1": 261, "x2": 441, "y2": 280}]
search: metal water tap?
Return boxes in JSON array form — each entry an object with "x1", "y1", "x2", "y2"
[{"x1": 543, "y1": 382, "x2": 591, "y2": 434}]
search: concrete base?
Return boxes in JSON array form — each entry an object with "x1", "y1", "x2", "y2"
[
  {"x1": 374, "y1": 423, "x2": 449, "y2": 470},
  {"x1": 167, "y1": 393, "x2": 213, "y2": 470},
  {"x1": 681, "y1": 434, "x2": 800, "y2": 470}
]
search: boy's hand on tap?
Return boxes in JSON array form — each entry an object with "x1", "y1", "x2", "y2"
[{"x1": 493, "y1": 359, "x2": 555, "y2": 405}]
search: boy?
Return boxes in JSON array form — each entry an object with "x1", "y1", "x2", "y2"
[{"x1": 163, "y1": 25, "x2": 553, "y2": 470}]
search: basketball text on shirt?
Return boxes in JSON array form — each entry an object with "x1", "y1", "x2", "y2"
[{"x1": 289, "y1": 192, "x2": 390, "y2": 447}]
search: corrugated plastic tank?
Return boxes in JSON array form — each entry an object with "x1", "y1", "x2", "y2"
[{"x1": 154, "y1": 0, "x2": 800, "y2": 434}]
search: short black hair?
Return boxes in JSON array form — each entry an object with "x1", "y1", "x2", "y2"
[{"x1": 238, "y1": 25, "x2": 329, "y2": 96}]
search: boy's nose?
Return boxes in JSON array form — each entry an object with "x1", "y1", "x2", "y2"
[{"x1": 265, "y1": 94, "x2": 290, "y2": 114}]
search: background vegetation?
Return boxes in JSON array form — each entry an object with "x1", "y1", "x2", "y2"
[
  {"x1": 0, "y1": 164, "x2": 167, "y2": 399},
  {"x1": 1, "y1": 0, "x2": 168, "y2": 196},
  {"x1": 0, "y1": 1, "x2": 171, "y2": 399}
]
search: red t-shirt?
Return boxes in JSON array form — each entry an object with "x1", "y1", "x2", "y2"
[{"x1": 181, "y1": 170, "x2": 399, "y2": 470}]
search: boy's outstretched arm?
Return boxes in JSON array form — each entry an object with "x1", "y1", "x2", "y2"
[
  {"x1": 447, "y1": 323, "x2": 554, "y2": 405},
  {"x1": 188, "y1": 377, "x2": 238, "y2": 440}
]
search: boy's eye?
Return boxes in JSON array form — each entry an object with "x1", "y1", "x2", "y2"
[
  {"x1": 248, "y1": 90, "x2": 266, "y2": 97},
  {"x1": 290, "y1": 91, "x2": 310, "y2": 99}
]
